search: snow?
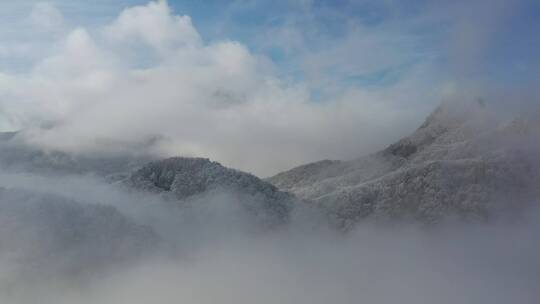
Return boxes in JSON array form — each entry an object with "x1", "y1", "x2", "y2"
[
  {"x1": 126, "y1": 157, "x2": 295, "y2": 226},
  {"x1": 268, "y1": 100, "x2": 540, "y2": 226}
]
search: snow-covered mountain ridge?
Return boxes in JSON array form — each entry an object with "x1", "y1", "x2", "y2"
[
  {"x1": 125, "y1": 157, "x2": 294, "y2": 225},
  {"x1": 0, "y1": 100, "x2": 538, "y2": 230},
  {"x1": 268, "y1": 100, "x2": 540, "y2": 226}
]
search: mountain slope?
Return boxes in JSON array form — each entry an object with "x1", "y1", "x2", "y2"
[
  {"x1": 268, "y1": 101, "x2": 540, "y2": 226},
  {"x1": 0, "y1": 136, "x2": 297, "y2": 228},
  {"x1": 126, "y1": 157, "x2": 295, "y2": 226}
]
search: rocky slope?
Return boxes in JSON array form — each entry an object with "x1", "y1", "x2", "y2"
[{"x1": 268, "y1": 100, "x2": 540, "y2": 227}]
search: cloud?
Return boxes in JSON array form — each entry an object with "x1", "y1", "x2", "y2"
[
  {"x1": 0, "y1": 2, "x2": 68, "y2": 71},
  {"x1": 2, "y1": 172, "x2": 540, "y2": 304},
  {"x1": 27, "y1": 2, "x2": 66, "y2": 33},
  {"x1": 0, "y1": 167, "x2": 539, "y2": 304},
  {"x1": 0, "y1": 1, "x2": 440, "y2": 176},
  {"x1": 1, "y1": 0, "x2": 536, "y2": 176},
  {"x1": 104, "y1": 0, "x2": 201, "y2": 56}
]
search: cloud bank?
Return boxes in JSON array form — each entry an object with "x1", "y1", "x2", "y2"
[
  {"x1": 0, "y1": 0, "x2": 538, "y2": 176},
  {"x1": 0, "y1": 1, "x2": 442, "y2": 176},
  {"x1": 1, "y1": 170, "x2": 539, "y2": 304}
]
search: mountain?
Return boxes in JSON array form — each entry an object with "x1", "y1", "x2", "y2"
[
  {"x1": 268, "y1": 100, "x2": 540, "y2": 227},
  {"x1": 0, "y1": 133, "x2": 296, "y2": 229},
  {"x1": 2, "y1": 100, "x2": 538, "y2": 232},
  {"x1": 126, "y1": 157, "x2": 295, "y2": 226}
]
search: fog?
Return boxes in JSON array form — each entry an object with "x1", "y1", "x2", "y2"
[
  {"x1": 0, "y1": 168, "x2": 538, "y2": 304},
  {"x1": 46, "y1": 223, "x2": 540, "y2": 304}
]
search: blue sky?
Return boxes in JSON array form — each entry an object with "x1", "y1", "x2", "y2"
[
  {"x1": 0, "y1": 0, "x2": 539, "y2": 175},
  {"x1": 2, "y1": 0, "x2": 539, "y2": 89}
]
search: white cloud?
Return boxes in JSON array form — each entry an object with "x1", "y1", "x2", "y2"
[
  {"x1": 27, "y1": 2, "x2": 66, "y2": 33},
  {"x1": 0, "y1": 1, "x2": 442, "y2": 176},
  {"x1": 104, "y1": 0, "x2": 201, "y2": 56},
  {"x1": 0, "y1": 2, "x2": 68, "y2": 70}
]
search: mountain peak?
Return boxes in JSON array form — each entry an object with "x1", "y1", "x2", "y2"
[
  {"x1": 385, "y1": 99, "x2": 493, "y2": 159},
  {"x1": 268, "y1": 100, "x2": 539, "y2": 227}
]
